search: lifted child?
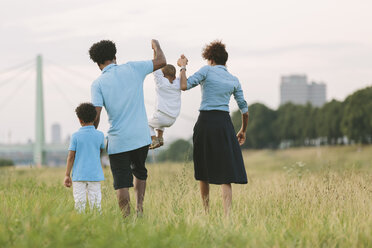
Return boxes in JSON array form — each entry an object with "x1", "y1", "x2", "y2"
[
  {"x1": 149, "y1": 64, "x2": 181, "y2": 149},
  {"x1": 64, "y1": 103, "x2": 105, "y2": 212}
]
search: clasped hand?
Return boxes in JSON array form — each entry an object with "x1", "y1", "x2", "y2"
[{"x1": 177, "y1": 54, "x2": 188, "y2": 67}]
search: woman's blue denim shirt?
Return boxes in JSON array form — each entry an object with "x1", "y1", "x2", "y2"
[{"x1": 187, "y1": 65, "x2": 248, "y2": 113}]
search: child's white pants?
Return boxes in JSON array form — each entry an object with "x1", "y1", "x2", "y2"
[
  {"x1": 148, "y1": 110, "x2": 176, "y2": 136},
  {"x1": 73, "y1": 181, "x2": 101, "y2": 213}
]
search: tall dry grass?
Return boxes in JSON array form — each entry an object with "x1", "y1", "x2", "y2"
[{"x1": 0, "y1": 146, "x2": 371, "y2": 247}]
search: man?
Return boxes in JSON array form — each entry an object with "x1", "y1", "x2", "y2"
[{"x1": 89, "y1": 39, "x2": 166, "y2": 216}]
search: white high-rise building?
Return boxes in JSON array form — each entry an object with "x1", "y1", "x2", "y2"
[
  {"x1": 280, "y1": 75, "x2": 308, "y2": 105},
  {"x1": 307, "y1": 82, "x2": 326, "y2": 107},
  {"x1": 51, "y1": 123, "x2": 61, "y2": 144},
  {"x1": 280, "y1": 75, "x2": 326, "y2": 107}
]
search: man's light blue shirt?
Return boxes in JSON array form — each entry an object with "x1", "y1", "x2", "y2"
[
  {"x1": 68, "y1": 126, "x2": 105, "y2": 181},
  {"x1": 91, "y1": 61, "x2": 153, "y2": 154},
  {"x1": 187, "y1": 65, "x2": 248, "y2": 114}
]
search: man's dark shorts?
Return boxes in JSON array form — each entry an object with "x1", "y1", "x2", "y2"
[{"x1": 109, "y1": 145, "x2": 149, "y2": 190}]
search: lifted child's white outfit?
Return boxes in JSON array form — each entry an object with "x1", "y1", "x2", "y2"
[{"x1": 148, "y1": 70, "x2": 181, "y2": 136}]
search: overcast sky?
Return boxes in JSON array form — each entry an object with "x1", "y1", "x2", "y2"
[{"x1": 0, "y1": 0, "x2": 371, "y2": 144}]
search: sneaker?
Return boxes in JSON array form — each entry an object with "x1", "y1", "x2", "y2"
[{"x1": 158, "y1": 137, "x2": 164, "y2": 147}]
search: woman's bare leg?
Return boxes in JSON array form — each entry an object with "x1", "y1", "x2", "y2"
[
  {"x1": 221, "y1": 184, "x2": 232, "y2": 216},
  {"x1": 199, "y1": 181, "x2": 209, "y2": 213}
]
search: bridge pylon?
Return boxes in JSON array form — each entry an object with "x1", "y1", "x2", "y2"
[{"x1": 34, "y1": 55, "x2": 46, "y2": 167}]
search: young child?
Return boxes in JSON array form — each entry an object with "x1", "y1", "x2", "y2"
[
  {"x1": 149, "y1": 64, "x2": 181, "y2": 149},
  {"x1": 64, "y1": 102, "x2": 105, "y2": 212}
]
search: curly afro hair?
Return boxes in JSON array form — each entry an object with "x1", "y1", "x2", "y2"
[
  {"x1": 202, "y1": 40, "x2": 228, "y2": 65},
  {"x1": 75, "y1": 103, "x2": 97, "y2": 124},
  {"x1": 89, "y1": 40, "x2": 117, "y2": 65}
]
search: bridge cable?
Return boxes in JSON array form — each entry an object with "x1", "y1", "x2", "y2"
[
  {"x1": 45, "y1": 66, "x2": 90, "y2": 97},
  {"x1": 0, "y1": 67, "x2": 34, "y2": 113},
  {"x1": 0, "y1": 58, "x2": 34, "y2": 76},
  {"x1": 44, "y1": 70, "x2": 79, "y2": 108},
  {"x1": 0, "y1": 63, "x2": 35, "y2": 89},
  {"x1": 45, "y1": 59, "x2": 96, "y2": 82}
]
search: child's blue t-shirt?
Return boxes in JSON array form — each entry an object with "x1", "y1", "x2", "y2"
[{"x1": 68, "y1": 125, "x2": 105, "y2": 181}]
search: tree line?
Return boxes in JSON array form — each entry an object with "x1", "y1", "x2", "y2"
[
  {"x1": 231, "y1": 86, "x2": 372, "y2": 149},
  {"x1": 158, "y1": 86, "x2": 371, "y2": 161},
  {"x1": 0, "y1": 158, "x2": 14, "y2": 167}
]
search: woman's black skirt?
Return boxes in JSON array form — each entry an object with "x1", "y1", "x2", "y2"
[{"x1": 193, "y1": 110, "x2": 248, "y2": 184}]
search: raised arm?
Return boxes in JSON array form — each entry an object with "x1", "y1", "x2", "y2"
[
  {"x1": 178, "y1": 55, "x2": 188, "y2": 91},
  {"x1": 151, "y1": 39, "x2": 166, "y2": 71},
  {"x1": 178, "y1": 54, "x2": 210, "y2": 91}
]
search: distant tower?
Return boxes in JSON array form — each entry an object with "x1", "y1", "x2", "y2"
[
  {"x1": 51, "y1": 123, "x2": 62, "y2": 144},
  {"x1": 34, "y1": 55, "x2": 46, "y2": 167},
  {"x1": 280, "y1": 75, "x2": 308, "y2": 105},
  {"x1": 307, "y1": 82, "x2": 326, "y2": 107}
]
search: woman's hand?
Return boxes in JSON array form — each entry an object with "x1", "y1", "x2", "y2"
[{"x1": 236, "y1": 130, "x2": 246, "y2": 146}]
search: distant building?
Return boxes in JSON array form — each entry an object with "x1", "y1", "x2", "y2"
[
  {"x1": 280, "y1": 74, "x2": 326, "y2": 107},
  {"x1": 51, "y1": 123, "x2": 61, "y2": 144},
  {"x1": 307, "y1": 82, "x2": 326, "y2": 107},
  {"x1": 280, "y1": 75, "x2": 308, "y2": 105}
]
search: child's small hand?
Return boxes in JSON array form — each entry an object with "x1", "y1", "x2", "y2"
[{"x1": 64, "y1": 176, "x2": 72, "y2": 188}]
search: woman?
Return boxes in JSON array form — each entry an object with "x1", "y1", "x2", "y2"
[{"x1": 177, "y1": 40, "x2": 249, "y2": 216}]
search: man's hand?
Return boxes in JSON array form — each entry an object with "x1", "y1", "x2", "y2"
[
  {"x1": 151, "y1": 39, "x2": 160, "y2": 50},
  {"x1": 177, "y1": 54, "x2": 188, "y2": 67},
  {"x1": 64, "y1": 176, "x2": 72, "y2": 188},
  {"x1": 236, "y1": 130, "x2": 246, "y2": 146}
]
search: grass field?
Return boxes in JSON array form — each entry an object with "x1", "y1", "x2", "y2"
[{"x1": 1, "y1": 146, "x2": 372, "y2": 247}]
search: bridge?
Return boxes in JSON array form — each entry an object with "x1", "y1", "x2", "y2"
[{"x1": 0, "y1": 55, "x2": 71, "y2": 166}]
